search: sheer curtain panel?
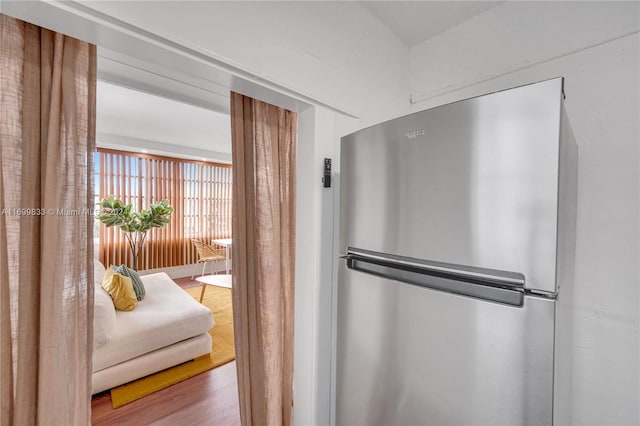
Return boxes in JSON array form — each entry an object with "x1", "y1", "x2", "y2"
[
  {"x1": 0, "y1": 14, "x2": 96, "y2": 425},
  {"x1": 230, "y1": 92, "x2": 297, "y2": 425}
]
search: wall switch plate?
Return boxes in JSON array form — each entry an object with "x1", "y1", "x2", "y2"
[{"x1": 323, "y1": 158, "x2": 331, "y2": 188}]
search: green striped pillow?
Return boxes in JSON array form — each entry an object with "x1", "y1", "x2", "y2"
[{"x1": 111, "y1": 264, "x2": 145, "y2": 301}]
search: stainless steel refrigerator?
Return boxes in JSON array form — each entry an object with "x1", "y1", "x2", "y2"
[{"x1": 336, "y1": 78, "x2": 577, "y2": 425}]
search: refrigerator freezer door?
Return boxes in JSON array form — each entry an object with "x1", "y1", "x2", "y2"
[
  {"x1": 340, "y1": 79, "x2": 564, "y2": 293},
  {"x1": 336, "y1": 264, "x2": 555, "y2": 426}
]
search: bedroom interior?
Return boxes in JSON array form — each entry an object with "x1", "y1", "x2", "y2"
[{"x1": 1, "y1": 1, "x2": 638, "y2": 425}]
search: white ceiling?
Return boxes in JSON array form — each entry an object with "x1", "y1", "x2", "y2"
[
  {"x1": 360, "y1": 1, "x2": 503, "y2": 46},
  {"x1": 96, "y1": 81, "x2": 231, "y2": 162}
]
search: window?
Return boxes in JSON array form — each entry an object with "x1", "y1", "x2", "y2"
[{"x1": 96, "y1": 148, "x2": 232, "y2": 270}]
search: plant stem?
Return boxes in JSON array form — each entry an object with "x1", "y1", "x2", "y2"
[{"x1": 125, "y1": 233, "x2": 136, "y2": 270}]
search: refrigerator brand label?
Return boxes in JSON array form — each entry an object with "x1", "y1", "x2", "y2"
[{"x1": 404, "y1": 130, "x2": 425, "y2": 139}]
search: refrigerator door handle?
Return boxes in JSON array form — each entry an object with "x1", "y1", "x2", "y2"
[
  {"x1": 345, "y1": 247, "x2": 525, "y2": 286},
  {"x1": 343, "y1": 250, "x2": 525, "y2": 307}
]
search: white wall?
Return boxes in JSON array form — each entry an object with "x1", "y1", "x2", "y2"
[
  {"x1": 409, "y1": 3, "x2": 640, "y2": 425},
  {"x1": 410, "y1": 1, "x2": 639, "y2": 103},
  {"x1": 295, "y1": 107, "x2": 340, "y2": 425}
]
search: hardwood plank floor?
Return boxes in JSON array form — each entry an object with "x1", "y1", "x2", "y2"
[
  {"x1": 92, "y1": 276, "x2": 240, "y2": 425},
  {"x1": 174, "y1": 276, "x2": 203, "y2": 290}
]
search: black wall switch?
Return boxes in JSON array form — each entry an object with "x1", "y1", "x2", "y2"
[{"x1": 323, "y1": 158, "x2": 332, "y2": 188}]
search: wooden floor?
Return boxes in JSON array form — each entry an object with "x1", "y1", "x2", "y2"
[{"x1": 91, "y1": 276, "x2": 240, "y2": 426}]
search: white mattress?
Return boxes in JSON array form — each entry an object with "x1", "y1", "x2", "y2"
[{"x1": 93, "y1": 272, "x2": 214, "y2": 372}]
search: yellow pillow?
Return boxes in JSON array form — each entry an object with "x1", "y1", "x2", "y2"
[{"x1": 101, "y1": 268, "x2": 137, "y2": 311}]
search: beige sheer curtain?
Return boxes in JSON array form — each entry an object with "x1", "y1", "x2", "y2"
[
  {"x1": 230, "y1": 92, "x2": 297, "y2": 425},
  {"x1": 0, "y1": 15, "x2": 96, "y2": 425}
]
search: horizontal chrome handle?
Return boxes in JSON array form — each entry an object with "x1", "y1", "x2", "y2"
[
  {"x1": 345, "y1": 247, "x2": 525, "y2": 287},
  {"x1": 346, "y1": 257, "x2": 524, "y2": 307}
]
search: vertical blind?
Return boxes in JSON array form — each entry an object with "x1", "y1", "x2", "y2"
[{"x1": 97, "y1": 148, "x2": 232, "y2": 270}]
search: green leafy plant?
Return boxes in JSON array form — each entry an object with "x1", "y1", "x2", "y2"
[{"x1": 97, "y1": 196, "x2": 174, "y2": 270}]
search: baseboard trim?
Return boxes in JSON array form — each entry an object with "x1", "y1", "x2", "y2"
[{"x1": 139, "y1": 262, "x2": 228, "y2": 280}]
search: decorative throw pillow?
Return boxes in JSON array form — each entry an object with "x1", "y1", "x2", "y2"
[
  {"x1": 93, "y1": 284, "x2": 116, "y2": 349},
  {"x1": 101, "y1": 269, "x2": 137, "y2": 311},
  {"x1": 111, "y1": 264, "x2": 145, "y2": 301},
  {"x1": 94, "y1": 259, "x2": 106, "y2": 286}
]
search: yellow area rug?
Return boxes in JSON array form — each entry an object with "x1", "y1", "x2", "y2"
[{"x1": 110, "y1": 285, "x2": 235, "y2": 408}]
